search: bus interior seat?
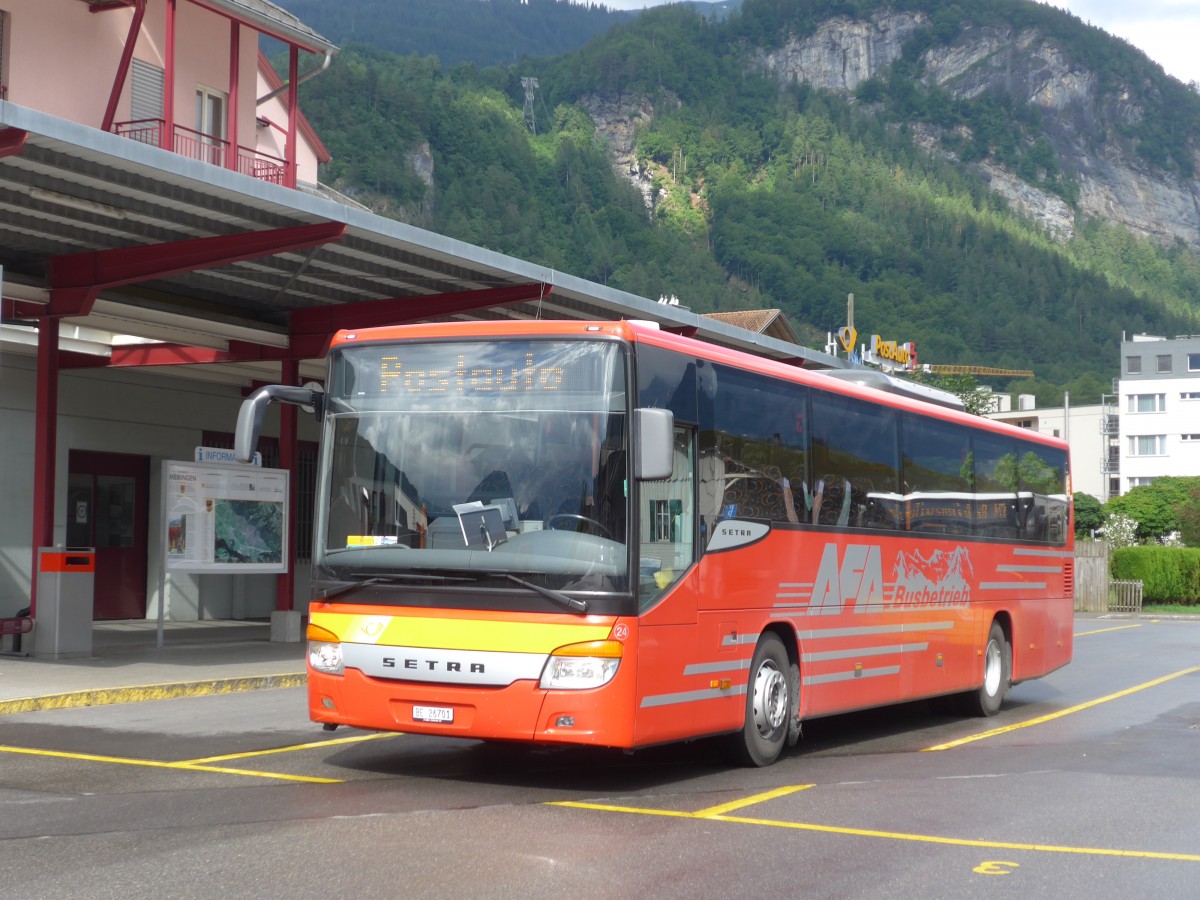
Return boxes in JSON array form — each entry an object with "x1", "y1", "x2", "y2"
[
  {"x1": 720, "y1": 473, "x2": 787, "y2": 521},
  {"x1": 814, "y1": 475, "x2": 851, "y2": 526}
]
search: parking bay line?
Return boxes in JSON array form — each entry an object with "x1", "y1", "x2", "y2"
[
  {"x1": 179, "y1": 731, "x2": 398, "y2": 765},
  {"x1": 548, "y1": 788, "x2": 1200, "y2": 863},
  {"x1": 923, "y1": 666, "x2": 1200, "y2": 752},
  {"x1": 0, "y1": 743, "x2": 343, "y2": 784}
]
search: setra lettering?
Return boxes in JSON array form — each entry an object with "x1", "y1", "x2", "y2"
[{"x1": 381, "y1": 656, "x2": 485, "y2": 673}]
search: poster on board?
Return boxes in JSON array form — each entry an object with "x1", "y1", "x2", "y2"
[{"x1": 164, "y1": 461, "x2": 289, "y2": 574}]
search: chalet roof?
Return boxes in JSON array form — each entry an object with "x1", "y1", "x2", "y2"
[{"x1": 705, "y1": 309, "x2": 802, "y2": 345}]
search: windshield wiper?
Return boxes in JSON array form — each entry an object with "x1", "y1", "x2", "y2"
[
  {"x1": 494, "y1": 573, "x2": 589, "y2": 614},
  {"x1": 317, "y1": 572, "x2": 472, "y2": 600}
]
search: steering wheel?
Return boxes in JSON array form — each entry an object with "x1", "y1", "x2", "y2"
[{"x1": 546, "y1": 514, "x2": 612, "y2": 538}]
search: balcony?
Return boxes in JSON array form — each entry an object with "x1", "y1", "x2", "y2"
[{"x1": 112, "y1": 119, "x2": 286, "y2": 185}]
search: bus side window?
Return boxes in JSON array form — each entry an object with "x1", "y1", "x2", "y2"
[
  {"x1": 972, "y1": 433, "x2": 1020, "y2": 539},
  {"x1": 701, "y1": 364, "x2": 808, "y2": 539},
  {"x1": 810, "y1": 392, "x2": 899, "y2": 530},
  {"x1": 900, "y1": 414, "x2": 973, "y2": 535}
]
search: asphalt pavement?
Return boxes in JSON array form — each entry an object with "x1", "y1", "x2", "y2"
[{"x1": 0, "y1": 619, "x2": 307, "y2": 713}]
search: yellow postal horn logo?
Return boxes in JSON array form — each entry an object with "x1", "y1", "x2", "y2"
[{"x1": 836, "y1": 326, "x2": 857, "y2": 352}]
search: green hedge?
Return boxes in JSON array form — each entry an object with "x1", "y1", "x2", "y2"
[{"x1": 1111, "y1": 547, "x2": 1200, "y2": 605}]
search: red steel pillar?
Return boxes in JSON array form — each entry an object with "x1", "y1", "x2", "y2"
[{"x1": 29, "y1": 317, "x2": 60, "y2": 616}]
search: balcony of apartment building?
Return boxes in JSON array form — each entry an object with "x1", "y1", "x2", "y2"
[
  {"x1": 111, "y1": 118, "x2": 286, "y2": 185},
  {"x1": 0, "y1": 1, "x2": 335, "y2": 189}
]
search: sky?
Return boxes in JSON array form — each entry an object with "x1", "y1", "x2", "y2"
[{"x1": 597, "y1": 0, "x2": 1200, "y2": 87}]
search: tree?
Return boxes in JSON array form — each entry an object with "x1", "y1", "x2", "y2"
[
  {"x1": 1102, "y1": 512, "x2": 1139, "y2": 552},
  {"x1": 1073, "y1": 491, "x2": 1103, "y2": 537},
  {"x1": 1176, "y1": 480, "x2": 1200, "y2": 547},
  {"x1": 1104, "y1": 477, "x2": 1200, "y2": 542}
]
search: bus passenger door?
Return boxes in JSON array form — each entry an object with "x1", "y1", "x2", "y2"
[{"x1": 634, "y1": 427, "x2": 703, "y2": 746}]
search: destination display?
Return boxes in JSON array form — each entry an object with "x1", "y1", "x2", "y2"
[{"x1": 333, "y1": 341, "x2": 618, "y2": 401}]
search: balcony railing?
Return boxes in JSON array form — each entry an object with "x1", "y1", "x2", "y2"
[{"x1": 113, "y1": 119, "x2": 286, "y2": 186}]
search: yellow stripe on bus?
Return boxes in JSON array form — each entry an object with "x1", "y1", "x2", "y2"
[{"x1": 311, "y1": 611, "x2": 612, "y2": 652}]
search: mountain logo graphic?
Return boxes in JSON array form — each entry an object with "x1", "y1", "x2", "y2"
[{"x1": 891, "y1": 546, "x2": 973, "y2": 608}]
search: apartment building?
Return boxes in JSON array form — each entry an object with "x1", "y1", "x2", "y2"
[{"x1": 1119, "y1": 334, "x2": 1200, "y2": 494}]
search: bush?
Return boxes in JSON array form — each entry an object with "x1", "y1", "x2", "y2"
[{"x1": 1111, "y1": 547, "x2": 1200, "y2": 605}]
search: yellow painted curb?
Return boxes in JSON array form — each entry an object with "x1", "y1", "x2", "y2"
[{"x1": 0, "y1": 672, "x2": 307, "y2": 715}]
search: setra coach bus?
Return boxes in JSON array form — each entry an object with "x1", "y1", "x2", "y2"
[{"x1": 235, "y1": 319, "x2": 1073, "y2": 766}]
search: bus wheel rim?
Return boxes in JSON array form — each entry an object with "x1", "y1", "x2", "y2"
[
  {"x1": 752, "y1": 660, "x2": 787, "y2": 736},
  {"x1": 983, "y1": 639, "x2": 1002, "y2": 697}
]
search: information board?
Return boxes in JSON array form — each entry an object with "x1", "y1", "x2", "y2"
[{"x1": 163, "y1": 461, "x2": 289, "y2": 574}]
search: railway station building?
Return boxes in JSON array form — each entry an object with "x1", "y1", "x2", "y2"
[{"x1": 0, "y1": 0, "x2": 836, "y2": 636}]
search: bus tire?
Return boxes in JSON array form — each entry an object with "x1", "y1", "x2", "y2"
[
  {"x1": 966, "y1": 621, "x2": 1011, "y2": 717},
  {"x1": 732, "y1": 633, "x2": 791, "y2": 767}
]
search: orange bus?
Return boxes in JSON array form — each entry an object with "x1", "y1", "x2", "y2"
[{"x1": 236, "y1": 319, "x2": 1073, "y2": 766}]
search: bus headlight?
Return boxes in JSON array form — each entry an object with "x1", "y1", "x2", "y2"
[
  {"x1": 308, "y1": 641, "x2": 344, "y2": 674},
  {"x1": 539, "y1": 640, "x2": 622, "y2": 690},
  {"x1": 307, "y1": 623, "x2": 344, "y2": 675}
]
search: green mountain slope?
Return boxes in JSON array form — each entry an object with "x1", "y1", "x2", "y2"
[
  {"x1": 272, "y1": 0, "x2": 636, "y2": 69},
  {"x1": 291, "y1": 0, "x2": 1200, "y2": 402}
]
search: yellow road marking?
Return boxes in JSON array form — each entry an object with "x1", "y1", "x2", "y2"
[
  {"x1": 180, "y1": 731, "x2": 398, "y2": 765},
  {"x1": 548, "y1": 798, "x2": 1200, "y2": 863},
  {"x1": 924, "y1": 666, "x2": 1200, "y2": 751},
  {"x1": 0, "y1": 743, "x2": 342, "y2": 784},
  {"x1": 1075, "y1": 624, "x2": 1142, "y2": 636},
  {"x1": 692, "y1": 784, "x2": 812, "y2": 817}
]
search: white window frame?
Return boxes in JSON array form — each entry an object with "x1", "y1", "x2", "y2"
[
  {"x1": 1127, "y1": 435, "x2": 1166, "y2": 456},
  {"x1": 1127, "y1": 393, "x2": 1166, "y2": 413},
  {"x1": 195, "y1": 85, "x2": 227, "y2": 140},
  {"x1": 1189, "y1": 352, "x2": 1200, "y2": 373}
]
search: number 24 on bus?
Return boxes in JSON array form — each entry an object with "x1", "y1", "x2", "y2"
[{"x1": 236, "y1": 319, "x2": 1072, "y2": 766}]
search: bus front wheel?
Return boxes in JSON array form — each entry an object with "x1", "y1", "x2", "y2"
[
  {"x1": 966, "y1": 621, "x2": 1011, "y2": 717},
  {"x1": 732, "y1": 633, "x2": 792, "y2": 767}
]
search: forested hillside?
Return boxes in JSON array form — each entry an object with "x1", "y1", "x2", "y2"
[
  {"x1": 274, "y1": 0, "x2": 636, "y2": 68},
  {"x1": 287, "y1": 0, "x2": 1200, "y2": 403}
]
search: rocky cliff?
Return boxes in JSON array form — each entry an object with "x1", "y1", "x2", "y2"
[{"x1": 750, "y1": 12, "x2": 1200, "y2": 250}]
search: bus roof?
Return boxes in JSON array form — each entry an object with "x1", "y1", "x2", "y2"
[{"x1": 327, "y1": 319, "x2": 1066, "y2": 451}]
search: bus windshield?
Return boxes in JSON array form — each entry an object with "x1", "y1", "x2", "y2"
[{"x1": 314, "y1": 339, "x2": 630, "y2": 599}]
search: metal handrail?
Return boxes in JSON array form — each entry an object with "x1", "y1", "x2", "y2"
[{"x1": 112, "y1": 119, "x2": 286, "y2": 185}]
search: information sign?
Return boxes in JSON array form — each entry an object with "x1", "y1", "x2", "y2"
[{"x1": 163, "y1": 461, "x2": 288, "y2": 573}]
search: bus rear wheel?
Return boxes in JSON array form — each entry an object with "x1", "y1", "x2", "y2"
[
  {"x1": 732, "y1": 633, "x2": 792, "y2": 767},
  {"x1": 965, "y1": 621, "x2": 1011, "y2": 717}
]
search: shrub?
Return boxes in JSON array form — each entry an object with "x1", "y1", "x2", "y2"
[{"x1": 1111, "y1": 547, "x2": 1200, "y2": 605}]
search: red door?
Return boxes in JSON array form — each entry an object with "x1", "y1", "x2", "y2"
[{"x1": 66, "y1": 451, "x2": 149, "y2": 620}]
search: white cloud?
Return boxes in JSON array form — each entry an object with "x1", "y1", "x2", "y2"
[{"x1": 1036, "y1": 1, "x2": 1200, "y2": 84}]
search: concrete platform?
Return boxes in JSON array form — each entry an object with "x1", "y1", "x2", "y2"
[{"x1": 0, "y1": 619, "x2": 306, "y2": 712}]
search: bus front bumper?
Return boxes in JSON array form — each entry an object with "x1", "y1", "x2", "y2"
[{"x1": 308, "y1": 667, "x2": 635, "y2": 748}]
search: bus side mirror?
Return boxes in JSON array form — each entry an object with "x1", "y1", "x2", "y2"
[
  {"x1": 635, "y1": 408, "x2": 674, "y2": 481},
  {"x1": 234, "y1": 384, "x2": 325, "y2": 463}
]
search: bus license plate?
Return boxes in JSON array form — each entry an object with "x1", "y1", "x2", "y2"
[{"x1": 413, "y1": 705, "x2": 453, "y2": 723}]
